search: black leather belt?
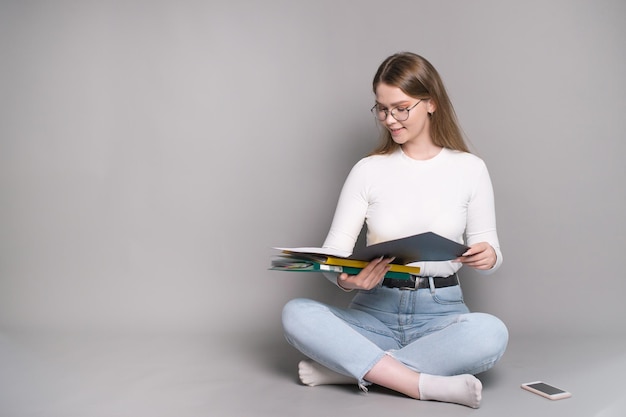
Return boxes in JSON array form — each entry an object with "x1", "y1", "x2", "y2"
[{"x1": 382, "y1": 274, "x2": 459, "y2": 290}]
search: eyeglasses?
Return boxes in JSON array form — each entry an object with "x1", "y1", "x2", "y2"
[{"x1": 370, "y1": 99, "x2": 423, "y2": 122}]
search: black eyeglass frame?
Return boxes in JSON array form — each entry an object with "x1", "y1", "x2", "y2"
[{"x1": 370, "y1": 99, "x2": 424, "y2": 122}]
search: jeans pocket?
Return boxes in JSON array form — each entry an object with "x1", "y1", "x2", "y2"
[{"x1": 431, "y1": 285, "x2": 465, "y2": 305}]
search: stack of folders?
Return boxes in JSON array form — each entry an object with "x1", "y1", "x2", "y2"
[
  {"x1": 270, "y1": 252, "x2": 420, "y2": 280},
  {"x1": 271, "y1": 232, "x2": 470, "y2": 281}
]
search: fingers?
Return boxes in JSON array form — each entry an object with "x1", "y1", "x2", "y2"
[
  {"x1": 338, "y1": 256, "x2": 394, "y2": 290},
  {"x1": 462, "y1": 256, "x2": 494, "y2": 270},
  {"x1": 456, "y1": 243, "x2": 495, "y2": 270}
]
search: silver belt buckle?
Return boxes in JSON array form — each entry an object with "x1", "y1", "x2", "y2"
[{"x1": 399, "y1": 275, "x2": 419, "y2": 290}]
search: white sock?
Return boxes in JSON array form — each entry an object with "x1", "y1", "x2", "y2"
[
  {"x1": 418, "y1": 373, "x2": 482, "y2": 408},
  {"x1": 298, "y1": 360, "x2": 355, "y2": 386}
]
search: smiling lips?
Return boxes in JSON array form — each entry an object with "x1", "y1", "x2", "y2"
[{"x1": 389, "y1": 126, "x2": 404, "y2": 135}]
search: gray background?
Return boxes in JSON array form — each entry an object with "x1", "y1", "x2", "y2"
[{"x1": 2, "y1": 0, "x2": 625, "y2": 341}]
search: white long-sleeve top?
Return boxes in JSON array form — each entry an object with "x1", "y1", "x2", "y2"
[{"x1": 322, "y1": 147, "x2": 502, "y2": 280}]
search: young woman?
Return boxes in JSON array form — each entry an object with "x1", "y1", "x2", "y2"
[{"x1": 281, "y1": 52, "x2": 508, "y2": 409}]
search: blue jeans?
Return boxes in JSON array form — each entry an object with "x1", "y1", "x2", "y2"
[{"x1": 282, "y1": 280, "x2": 508, "y2": 388}]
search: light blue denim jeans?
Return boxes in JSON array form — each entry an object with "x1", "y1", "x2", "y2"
[{"x1": 282, "y1": 279, "x2": 508, "y2": 388}]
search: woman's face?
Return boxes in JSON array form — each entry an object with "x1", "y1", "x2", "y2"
[{"x1": 374, "y1": 83, "x2": 435, "y2": 147}]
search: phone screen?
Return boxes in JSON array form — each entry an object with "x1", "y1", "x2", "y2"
[{"x1": 527, "y1": 382, "x2": 566, "y2": 395}]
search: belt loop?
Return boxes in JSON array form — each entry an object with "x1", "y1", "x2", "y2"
[{"x1": 428, "y1": 276, "x2": 435, "y2": 294}]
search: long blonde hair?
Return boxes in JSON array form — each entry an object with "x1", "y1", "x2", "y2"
[{"x1": 370, "y1": 52, "x2": 469, "y2": 155}]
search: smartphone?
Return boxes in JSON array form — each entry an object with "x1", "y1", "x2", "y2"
[{"x1": 521, "y1": 381, "x2": 572, "y2": 400}]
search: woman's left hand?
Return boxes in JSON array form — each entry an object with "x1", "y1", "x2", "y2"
[{"x1": 455, "y1": 242, "x2": 496, "y2": 270}]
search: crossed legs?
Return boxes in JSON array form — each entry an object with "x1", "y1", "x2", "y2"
[{"x1": 282, "y1": 297, "x2": 507, "y2": 408}]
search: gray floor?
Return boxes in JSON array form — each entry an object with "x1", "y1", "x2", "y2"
[{"x1": 1, "y1": 330, "x2": 624, "y2": 417}]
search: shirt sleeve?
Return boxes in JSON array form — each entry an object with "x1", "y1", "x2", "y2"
[
  {"x1": 465, "y1": 162, "x2": 503, "y2": 274},
  {"x1": 322, "y1": 160, "x2": 370, "y2": 253},
  {"x1": 320, "y1": 161, "x2": 369, "y2": 287}
]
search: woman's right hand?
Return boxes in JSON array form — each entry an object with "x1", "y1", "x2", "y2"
[{"x1": 337, "y1": 256, "x2": 394, "y2": 291}]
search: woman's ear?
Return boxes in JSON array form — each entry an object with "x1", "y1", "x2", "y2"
[{"x1": 426, "y1": 99, "x2": 436, "y2": 114}]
